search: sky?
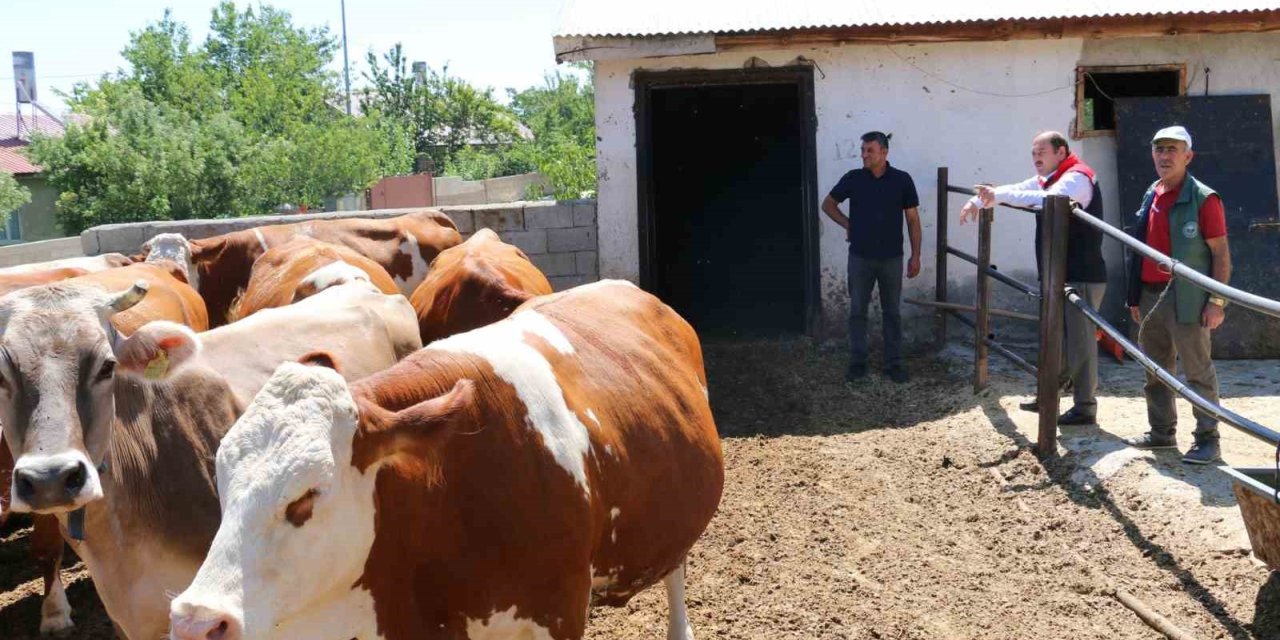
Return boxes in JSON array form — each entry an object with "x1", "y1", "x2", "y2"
[{"x1": 1, "y1": 0, "x2": 575, "y2": 116}]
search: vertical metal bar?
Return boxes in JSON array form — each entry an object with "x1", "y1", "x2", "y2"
[
  {"x1": 1037, "y1": 195, "x2": 1070, "y2": 457},
  {"x1": 341, "y1": 0, "x2": 352, "y2": 115},
  {"x1": 936, "y1": 167, "x2": 949, "y2": 348},
  {"x1": 974, "y1": 207, "x2": 993, "y2": 392}
]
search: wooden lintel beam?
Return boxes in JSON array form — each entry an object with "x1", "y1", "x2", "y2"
[{"x1": 714, "y1": 11, "x2": 1280, "y2": 49}]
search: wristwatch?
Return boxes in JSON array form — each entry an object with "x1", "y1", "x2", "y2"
[{"x1": 1208, "y1": 296, "x2": 1228, "y2": 308}]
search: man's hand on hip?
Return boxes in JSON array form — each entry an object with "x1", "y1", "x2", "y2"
[
  {"x1": 907, "y1": 255, "x2": 921, "y2": 279},
  {"x1": 1202, "y1": 302, "x2": 1226, "y2": 330},
  {"x1": 1129, "y1": 306, "x2": 1141, "y2": 324}
]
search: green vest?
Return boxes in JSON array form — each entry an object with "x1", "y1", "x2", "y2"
[{"x1": 1160, "y1": 175, "x2": 1217, "y2": 324}]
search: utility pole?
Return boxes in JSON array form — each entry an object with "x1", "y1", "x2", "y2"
[{"x1": 341, "y1": 0, "x2": 352, "y2": 115}]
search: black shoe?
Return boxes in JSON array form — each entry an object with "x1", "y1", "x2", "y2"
[
  {"x1": 1057, "y1": 407, "x2": 1097, "y2": 426},
  {"x1": 1182, "y1": 437, "x2": 1221, "y2": 465},
  {"x1": 1019, "y1": 400, "x2": 1039, "y2": 412},
  {"x1": 886, "y1": 366, "x2": 909, "y2": 384},
  {"x1": 1123, "y1": 432, "x2": 1177, "y2": 449},
  {"x1": 845, "y1": 364, "x2": 868, "y2": 384}
]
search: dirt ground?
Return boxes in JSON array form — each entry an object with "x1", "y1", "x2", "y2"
[{"x1": 2, "y1": 338, "x2": 1279, "y2": 639}]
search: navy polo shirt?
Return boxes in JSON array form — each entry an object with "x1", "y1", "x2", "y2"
[{"x1": 828, "y1": 163, "x2": 920, "y2": 259}]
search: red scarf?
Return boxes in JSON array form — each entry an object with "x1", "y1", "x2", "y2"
[{"x1": 1040, "y1": 152, "x2": 1095, "y2": 188}]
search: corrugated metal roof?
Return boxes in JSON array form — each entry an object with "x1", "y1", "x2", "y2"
[{"x1": 555, "y1": 0, "x2": 1280, "y2": 37}]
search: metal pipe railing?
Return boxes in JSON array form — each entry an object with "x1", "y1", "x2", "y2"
[
  {"x1": 948, "y1": 310, "x2": 1038, "y2": 376},
  {"x1": 946, "y1": 246, "x2": 1040, "y2": 298},
  {"x1": 1066, "y1": 289, "x2": 1280, "y2": 446},
  {"x1": 945, "y1": 185, "x2": 1041, "y2": 215},
  {"x1": 1069, "y1": 205, "x2": 1280, "y2": 320}
]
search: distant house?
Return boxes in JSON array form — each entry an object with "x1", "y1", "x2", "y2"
[
  {"x1": 555, "y1": 0, "x2": 1280, "y2": 353},
  {"x1": 0, "y1": 113, "x2": 79, "y2": 243}
]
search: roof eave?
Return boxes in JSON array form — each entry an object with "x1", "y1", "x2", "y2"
[{"x1": 556, "y1": 9, "x2": 1280, "y2": 61}]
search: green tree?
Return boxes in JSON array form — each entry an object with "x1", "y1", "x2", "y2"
[
  {"x1": 0, "y1": 172, "x2": 31, "y2": 220},
  {"x1": 506, "y1": 67, "x2": 597, "y2": 199},
  {"x1": 360, "y1": 43, "x2": 523, "y2": 174},
  {"x1": 29, "y1": 2, "x2": 391, "y2": 234}
]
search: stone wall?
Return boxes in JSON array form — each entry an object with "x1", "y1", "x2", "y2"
[
  {"x1": 79, "y1": 200, "x2": 599, "y2": 292},
  {"x1": 0, "y1": 237, "x2": 85, "y2": 268}
]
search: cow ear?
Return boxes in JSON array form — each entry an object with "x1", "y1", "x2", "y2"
[
  {"x1": 116, "y1": 321, "x2": 201, "y2": 380},
  {"x1": 298, "y1": 351, "x2": 341, "y2": 374},
  {"x1": 351, "y1": 379, "x2": 474, "y2": 471}
]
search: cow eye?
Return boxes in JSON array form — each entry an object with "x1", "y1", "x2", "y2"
[
  {"x1": 96, "y1": 360, "x2": 117, "y2": 382},
  {"x1": 285, "y1": 489, "x2": 319, "y2": 527}
]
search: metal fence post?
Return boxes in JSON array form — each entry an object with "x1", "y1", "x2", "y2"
[
  {"x1": 936, "y1": 167, "x2": 950, "y2": 348},
  {"x1": 974, "y1": 207, "x2": 993, "y2": 392},
  {"x1": 1037, "y1": 195, "x2": 1070, "y2": 457}
]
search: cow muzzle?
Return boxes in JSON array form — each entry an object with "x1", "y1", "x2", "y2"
[
  {"x1": 171, "y1": 601, "x2": 243, "y2": 640},
  {"x1": 9, "y1": 452, "x2": 103, "y2": 513}
]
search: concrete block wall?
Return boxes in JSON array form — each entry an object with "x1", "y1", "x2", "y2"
[
  {"x1": 443, "y1": 200, "x2": 599, "y2": 291},
  {"x1": 0, "y1": 237, "x2": 85, "y2": 268},
  {"x1": 79, "y1": 201, "x2": 600, "y2": 292}
]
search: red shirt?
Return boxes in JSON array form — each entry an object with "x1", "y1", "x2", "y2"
[{"x1": 1140, "y1": 182, "x2": 1226, "y2": 283}]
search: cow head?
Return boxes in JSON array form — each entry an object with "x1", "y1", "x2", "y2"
[
  {"x1": 292, "y1": 261, "x2": 375, "y2": 303},
  {"x1": 170, "y1": 360, "x2": 473, "y2": 640},
  {"x1": 143, "y1": 233, "x2": 199, "y2": 289},
  {"x1": 0, "y1": 281, "x2": 148, "y2": 514}
]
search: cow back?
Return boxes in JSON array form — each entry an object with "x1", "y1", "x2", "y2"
[
  {"x1": 0, "y1": 266, "x2": 90, "y2": 298},
  {"x1": 410, "y1": 228, "x2": 553, "y2": 343},
  {"x1": 234, "y1": 237, "x2": 400, "y2": 320},
  {"x1": 190, "y1": 210, "x2": 460, "y2": 327},
  {"x1": 72, "y1": 262, "x2": 210, "y2": 333}
]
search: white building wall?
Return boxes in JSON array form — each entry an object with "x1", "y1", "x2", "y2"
[{"x1": 592, "y1": 32, "x2": 1280, "y2": 334}]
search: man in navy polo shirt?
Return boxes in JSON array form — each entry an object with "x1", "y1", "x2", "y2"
[{"x1": 821, "y1": 131, "x2": 922, "y2": 384}]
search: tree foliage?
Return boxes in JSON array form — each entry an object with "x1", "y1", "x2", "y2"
[
  {"x1": 28, "y1": 2, "x2": 392, "y2": 233},
  {"x1": 363, "y1": 46, "x2": 596, "y2": 200},
  {"x1": 360, "y1": 44, "x2": 524, "y2": 176},
  {"x1": 0, "y1": 172, "x2": 31, "y2": 219}
]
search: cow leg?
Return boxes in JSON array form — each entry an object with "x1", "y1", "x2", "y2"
[
  {"x1": 663, "y1": 560, "x2": 695, "y2": 640},
  {"x1": 33, "y1": 514, "x2": 73, "y2": 636}
]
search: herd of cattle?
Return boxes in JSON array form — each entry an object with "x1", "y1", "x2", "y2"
[{"x1": 0, "y1": 209, "x2": 725, "y2": 640}]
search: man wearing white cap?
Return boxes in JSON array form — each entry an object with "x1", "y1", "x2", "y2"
[
  {"x1": 1123, "y1": 125, "x2": 1231, "y2": 464},
  {"x1": 959, "y1": 131, "x2": 1106, "y2": 426}
]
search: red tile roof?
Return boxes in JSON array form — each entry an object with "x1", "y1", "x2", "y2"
[
  {"x1": 0, "y1": 142, "x2": 40, "y2": 176},
  {"x1": 0, "y1": 113, "x2": 83, "y2": 176}
]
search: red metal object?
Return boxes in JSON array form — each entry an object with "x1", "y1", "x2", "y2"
[{"x1": 369, "y1": 173, "x2": 435, "y2": 209}]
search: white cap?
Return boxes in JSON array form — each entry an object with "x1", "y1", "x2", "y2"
[{"x1": 1151, "y1": 125, "x2": 1193, "y2": 149}]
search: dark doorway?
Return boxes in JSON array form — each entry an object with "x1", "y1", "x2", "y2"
[{"x1": 636, "y1": 68, "x2": 818, "y2": 338}]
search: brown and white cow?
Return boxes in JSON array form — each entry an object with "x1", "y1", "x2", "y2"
[
  {"x1": 0, "y1": 253, "x2": 133, "y2": 276},
  {"x1": 234, "y1": 236, "x2": 401, "y2": 320},
  {"x1": 180, "y1": 210, "x2": 461, "y2": 326},
  {"x1": 169, "y1": 280, "x2": 724, "y2": 640},
  {"x1": 0, "y1": 279, "x2": 421, "y2": 639},
  {"x1": 410, "y1": 228, "x2": 553, "y2": 343}
]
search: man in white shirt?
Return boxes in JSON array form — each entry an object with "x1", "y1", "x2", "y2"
[{"x1": 960, "y1": 131, "x2": 1107, "y2": 426}]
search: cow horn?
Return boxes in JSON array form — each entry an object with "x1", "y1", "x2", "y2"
[{"x1": 108, "y1": 280, "x2": 150, "y2": 312}]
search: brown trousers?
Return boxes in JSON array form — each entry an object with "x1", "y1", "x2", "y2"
[{"x1": 1137, "y1": 286, "x2": 1220, "y2": 438}]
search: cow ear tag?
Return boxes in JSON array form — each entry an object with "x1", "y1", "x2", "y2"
[{"x1": 144, "y1": 351, "x2": 170, "y2": 380}]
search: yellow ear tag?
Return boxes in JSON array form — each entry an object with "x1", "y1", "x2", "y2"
[{"x1": 143, "y1": 351, "x2": 170, "y2": 380}]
